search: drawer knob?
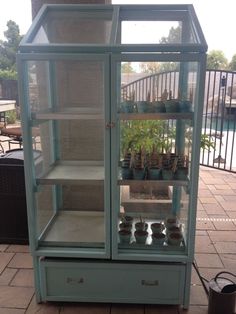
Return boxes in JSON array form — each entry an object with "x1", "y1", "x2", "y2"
[
  {"x1": 141, "y1": 279, "x2": 159, "y2": 286},
  {"x1": 66, "y1": 277, "x2": 84, "y2": 284}
]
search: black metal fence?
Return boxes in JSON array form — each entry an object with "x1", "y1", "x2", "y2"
[{"x1": 121, "y1": 70, "x2": 236, "y2": 173}]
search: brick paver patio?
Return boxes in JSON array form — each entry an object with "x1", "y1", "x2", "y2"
[{"x1": 0, "y1": 166, "x2": 235, "y2": 313}]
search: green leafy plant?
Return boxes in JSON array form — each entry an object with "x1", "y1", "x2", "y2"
[
  {"x1": 6, "y1": 109, "x2": 17, "y2": 124},
  {"x1": 120, "y1": 120, "x2": 175, "y2": 157},
  {"x1": 200, "y1": 134, "x2": 215, "y2": 151}
]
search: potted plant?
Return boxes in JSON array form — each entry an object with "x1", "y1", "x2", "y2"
[
  {"x1": 134, "y1": 230, "x2": 148, "y2": 244},
  {"x1": 134, "y1": 218, "x2": 149, "y2": 244},
  {"x1": 168, "y1": 232, "x2": 183, "y2": 246},
  {"x1": 151, "y1": 222, "x2": 164, "y2": 233},
  {"x1": 135, "y1": 216, "x2": 148, "y2": 231},
  {"x1": 118, "y1": 229, "x2": 132, "y2": 244},
  {"x1": 121, "y1": 150, "x2": 133, "y2": 180},
  {"x1": 132, "y1": 148, "x2": 146, "y2": 180},
  {"x1": 152, "y1": 232, "x2": 166, "y2": 245},
  {"x1": 147, "y1": 147, "x2": 162, "y2": 180},
  {"x1": 164, "y1": 90, "x2": 180, "y2": 113},
  {"x1": 120, "y1": 91, "x2": 136, "y2": 113},
  {"x1": 162, "y1": 154, "x2": 177, "y2": 180},
  {"x1": 175, "y1": 155, "x2": 189, "y2": 180}
]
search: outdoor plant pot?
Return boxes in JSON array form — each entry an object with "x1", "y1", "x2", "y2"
[
  {"x1": 175, "y1": 167, "x2": 188, "y2": 180},
  {"x1": 151, "y1": 222, "x2": 164, "y2": 233},
  {"x1": 119, "y1": 230, "x2": 132, "y2": 244},
  {"x1": 153, "y1": 101, "x2": 166, "y2": 113},
  {"x1": 135, "y1": 221, "x2": 148, "y2": 231},
  {"x1": 166, "y1": 225, "x2": 182, "y2": 236},
  {"x1": 120, "y1": 100, "x2": 135, "y2": 113},
  {"x1": 165, "y1": 216, "x2": 179, "y2": 229},
  {"x1": 162, "y1": 168, "x2": 174, "y2": 180},
  {"x1": 136, "y1": 101, "x2": 149, "y2": 113},
  {"x1": 119, "y1": 222, "x2": 132, "y2": 232},
  {"x1": 168, "y1": 232, "x2": 183, "y2": 246},
  {"x1": 179, "y1": 100, "x2": 192, "y2": 112},
  {"x1": 123, "y1": 215, "x2": 134, "y2": 224},
  {"x1": 134, "y1": 230, "x2": 148, "y2": 244},
  {"x1": 133, "y1": 168, "x2": 146, "y2": 180},
  {"x1": 121, "y1": 167, "x2": 133, "y2": 180},
  {"x1": 164, "y1": 100, "x2": 179, "y2": 113},
  {"x1": 148, "y1": 167, "x2": 162, "y2": 180},
  {"x1": 152, "y1": 232, "x2": 166, "y2": 245}
]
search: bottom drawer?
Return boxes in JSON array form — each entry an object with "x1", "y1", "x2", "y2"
[{"x1": 40, "y1": 259, "x2": 185, "y2": 304}]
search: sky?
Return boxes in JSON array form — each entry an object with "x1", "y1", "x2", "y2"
[{"x1": 0, "y1": 0, "x2": 235, "y2": 61}]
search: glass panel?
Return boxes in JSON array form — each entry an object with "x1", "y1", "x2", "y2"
[
  {"x1": 117, "y1": 60, "x2": 198, "y2": 255},
  {"x1": 27, "y1": 57, "x2": 106, "y2": 249},
  {"x1": 32, "y1": 10, "x2": 113, "y2": 44},
  {"x1": 121, "y1": 21, "x2": 196, "y2": 45}
]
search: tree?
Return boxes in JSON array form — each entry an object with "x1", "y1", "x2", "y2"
[
  {"x1": 207, "y1": 50, "x2": 228, "y2": 70},
  {"x1": 0, "y1": 20, "x2": 22, "y2": 78},
  {"x1": 159, "y1": 26, "x2": 181, "y2": 44},
  {"x1": 140, "y1": 62, "x2": 160, "y2": 74},
  {"x1": 229, "y1": 54, "x2": 236, "y2": 71},
  {"x1": 121, "y1": 62, "x2": 135, "y2": 73}
]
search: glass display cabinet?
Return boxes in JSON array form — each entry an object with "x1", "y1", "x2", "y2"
[{"x1": 17, "y1": 4, "x2": 207, "y2": 308}]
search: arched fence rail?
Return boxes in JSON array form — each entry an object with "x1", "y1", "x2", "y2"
[{"x1": 121, "y1": 70, "x2": 236, "y2": 173}]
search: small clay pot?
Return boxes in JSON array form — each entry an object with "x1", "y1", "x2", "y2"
[
  {"x1": 179, "y1": 100, "x2": 192, "y2": 113},
  {"x1": 133, "y1": 168, "x2": 146, "y2": 180},
  {"x1": 134, "y1": 230, "x2": 148, "y2": 244},
  {"x1": 168, "y1": 232, "x2": 183, "y2": 246},
  {"x1": 165, "y1": 217, "x2": 178, "y2": 229},
  {"x1": 175, "y1": 167, "x2": 188, "y2": 180},
  {"x1": 151, "y1": 222, "x2": 164, "y2": 233},
  {"x1": 121, "y1": 167, "x2": 132, "y2": 180},
  {"x1": 136, "y1": 101, "x2": 149, "y2": 113},
  {"x1": 166, "y1": 225, "x2": 182, "y2": 235},
  {"x1": 152, "y1": 232, "x2": 166, "y2": 245},
  {"x1": 135, "y1": 222, "x2": 148, "y2": 231},
  {"x1": 123, "y1": 215, "x2": 133, "y2": 223},
  {"x1": 153, "y1": 101, "x2": 166, "y2": 113},
  {"x1": 119, "y1": 222, "x2": 132, "y2": 232},
  {"x1": 148, "y1": 168, "x2": 162, "y2": 180},
  {"x1": 162, "y1": 169, "x2": 174, "y2": 180},
  {"x1": 164, "y1": 100, "x2": 179, "y2": 113},
  {"x1": 119, "y1": 230, "x2": 132, "y2": 244},
  {"x1": 120, "y1": 101, "x2": 135, "y2": 113}
]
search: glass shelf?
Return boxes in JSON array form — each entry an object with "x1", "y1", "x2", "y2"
[
  {"x1": 118, "y1": 179, "x2": 188, "y2": 187},
  {"x1": 39, "y1": 210, "x2": 105, "y2": 246},
  {"x1": 118, "y1": 112, "x2": 193, "y2": 120},
  {"x1": 37, "y1": 161, "x2": 104, "y2": 184},
  {"x1": 32, "y1": 107, "x2": 103, "y2": 120}
]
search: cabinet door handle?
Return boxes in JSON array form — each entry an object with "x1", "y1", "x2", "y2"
[
  {"x1": 106, "y1": 122, "x2": 115, "y2": 129},
  {"x1": 141, "y1": 280, "x2": 159, "y2": 286}
]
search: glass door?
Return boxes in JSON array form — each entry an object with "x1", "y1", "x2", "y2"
[
  {"x1": 111, "y1": 55, "x2": 200, "y2": 261},
  {"x1": 22, "y1": 54, "x2": 110, "y2": 257}
]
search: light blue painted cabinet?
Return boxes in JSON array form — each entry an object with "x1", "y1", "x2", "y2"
[{"x1": 17, "y1": 4, "x2": 207, "y2": 309}]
